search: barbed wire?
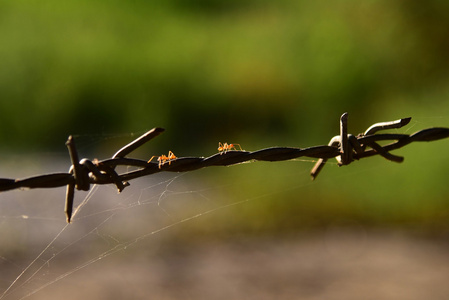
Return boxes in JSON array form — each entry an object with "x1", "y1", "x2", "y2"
[{"x1": 1, "y1": 113, "x2": 448, "y2": 223}]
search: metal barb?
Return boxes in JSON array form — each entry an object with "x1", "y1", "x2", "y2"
[
  {"x1": 339, "y1": 112, "x2": 350, "y2": 165},
  {"x1": 364, "y1": 117, "x2": 411, "y2": 136},
  {"x1": 66, "y1": 136, "x2": 89, "y2": 191},
  {"x1": 1, "y1": 115, "x2": 448, "y2": 223},
  {"x1": 113, "y1": 128, "x2": 165, "y2": 159}
]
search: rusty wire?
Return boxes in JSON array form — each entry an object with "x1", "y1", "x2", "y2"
[{"x1": 1, "y1": 113, "x2": 449, "y2": 223}]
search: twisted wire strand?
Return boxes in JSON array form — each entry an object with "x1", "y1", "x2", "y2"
[
  {"x1": 0, "y1": 145, "x2": 340, "y2": 192},
  {"x1": 1, "y1": 113, "x2": 448, "y2": 222}
]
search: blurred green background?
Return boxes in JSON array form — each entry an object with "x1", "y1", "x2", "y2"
[{"x1": 1, "y1": 0, "x2": 449, "y2": 234}]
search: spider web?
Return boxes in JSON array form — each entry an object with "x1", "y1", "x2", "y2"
[
  {"x1": 1, "y1": 118, "x2": 449, "y2": 300},
  {"x1": 0, "y1": 133, "x2": 327, "y2": 300}
]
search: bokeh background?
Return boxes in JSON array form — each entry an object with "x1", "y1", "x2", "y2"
[{"x1": 1, "y1": 1, "x2": 449, "y2": 299}]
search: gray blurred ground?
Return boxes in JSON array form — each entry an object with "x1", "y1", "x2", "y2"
[{"x1": 5, "y1": 230, "x2": 447, "y2": 300}]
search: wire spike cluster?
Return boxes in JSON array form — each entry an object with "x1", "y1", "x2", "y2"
[{"x1": 1, "y1": 113, "x2": 448, "y2": 223}]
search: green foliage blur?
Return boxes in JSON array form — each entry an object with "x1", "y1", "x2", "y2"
[{"x1": 2, "y1": 0, "x2": 449, "y2": 233}]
